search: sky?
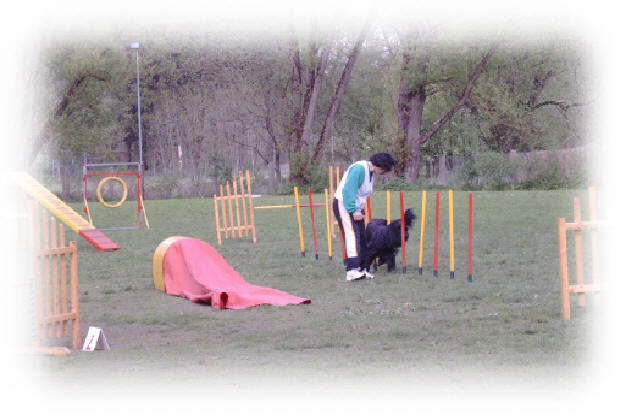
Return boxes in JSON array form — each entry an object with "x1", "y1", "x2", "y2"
[{"x1": 1, "y1": 1, "x2": 624, "y2": 411}]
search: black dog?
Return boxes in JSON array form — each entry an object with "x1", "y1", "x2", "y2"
[{"x1": 364, "y1": 208, "x2": 416, "y2": 272}]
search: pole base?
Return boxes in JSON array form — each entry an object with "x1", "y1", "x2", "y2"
[
  {"x1": 315, "y1": 253, "x2": 319, "y2": 260},
  {"x1": 418, "y1": 267, "x2": 422, "y2": 276},
  {"x1": 468, "y1": 274, "x2": 473, "y2": 283},
  {"x1": 450, "y1": 271, "x2": 455, "y2": 280},
  {"x1": 403, "y1": 266, "x2": 407, "y2": 274},
  {"x1": 433, "y1": 269, "x2": 438, "y2": 278}
]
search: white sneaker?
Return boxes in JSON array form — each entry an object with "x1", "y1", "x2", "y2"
[
  {"x1": 346, "y1": 269, "x2": 365, "y2": 281},
  {"x1": 362, "y1": 270, "x2": 375, "y2": 279}
]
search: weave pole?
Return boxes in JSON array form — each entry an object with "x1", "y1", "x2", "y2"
[
  {"x1": 308, "y1": 188, "x2": 319, "y2": 260},
  {"x1": 325, "y1": 189, "x2": 333, "y2": 260},
  {"x1": 400, "y1": 191, "x2": 407, "y2": 274},
  {"x1": 449, "y1": 189, "x2": 455, "y2": 279},
  {"x1": 387, "y1": 190, "x2": 391, "y2": 224},
  {"x1": 468, "y1": 192, "x2": 473, "y2": 282},
  {"x1": 433, "y1": 191, "x2": 440, "y2": 277},
  {"x1": 294, "y1": 186, "x2": 305, "y2": 256},
  {"x1": 328, "y1": 165, "x2": 343, "y2": 237},
  {"x1": 418, "y1": 190, "x2": 427, "y2": 276},
  {"x1": 329, "y1": 166, "x2": 335, "y2": 238},
  {"x1": 366, "y1": 196, "x2": 378, "y2": 271}
]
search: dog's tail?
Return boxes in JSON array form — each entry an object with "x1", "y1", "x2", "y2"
[{"x1": 404, "y1": 208, "x2": 416, "y2": 228}]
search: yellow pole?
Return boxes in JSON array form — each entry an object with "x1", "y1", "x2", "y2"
[
  {"x1": 418, "y1": 190, "x2": 427, "y2": 276},
  {"x1": 328, "y1": 166, "x2": 334, "y2": 237},
  {"x1": 325, "y1": 188, "x2": 332, "y2": 260},
  {"x1": 294, "y1": 186, "x2": 306, "y2": 256},
  {"x1": 448, "y1": 189, "x2": 455, "y2": 279}
]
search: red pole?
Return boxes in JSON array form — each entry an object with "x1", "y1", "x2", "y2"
[
  {"x1": 468, "y1": 192, "x2": 473, "y2": 282},
  {"x1": 434, "y1": 191, "x2": 440, "y2": 277},
  {"x1": 308, "y1": 188, "x2": 319, "y2": 260},
  {"x1": 400, "y1": 191, "x2": 406, "y2": 273}
]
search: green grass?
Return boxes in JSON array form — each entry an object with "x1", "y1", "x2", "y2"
[{"x1": 31, "y1": 190, "x2": 597, "y2": 393}]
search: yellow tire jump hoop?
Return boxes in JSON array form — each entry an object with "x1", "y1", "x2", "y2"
[{"x1": 97, "y1": 176, "x2": 128, "y2": 208}]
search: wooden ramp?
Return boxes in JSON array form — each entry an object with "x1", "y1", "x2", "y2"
[{"x1": 11, "y1": 172, "x2": 119, "y2": 251}]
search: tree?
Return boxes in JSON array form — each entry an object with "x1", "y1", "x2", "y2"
[
  {"x1": 37, "y1": 40, "x2": 130, "y2": 198},
  {"x1": 469, "y1": 42, "x2": 589, "y2": 152},
  {"x1": 287, "y1": 20, "x2": 372, "y2": 184},
  {"x1": 395, "y1": 38, "x2": 495, "y2": 182}
]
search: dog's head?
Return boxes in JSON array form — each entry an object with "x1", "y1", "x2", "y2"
[
  {"x1": 403, "y1": 208, "x2": 416, "y2": 229},
  {"x1": 388, "y1": 208, "x2": 416, "y2": 243}
]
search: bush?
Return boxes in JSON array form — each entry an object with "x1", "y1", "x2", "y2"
[
  {"x1": 517, "y1": 151, "x2": 588, "y2": 190},
  {"x1": 456, "y1": 152, "x2": 523, "y2": 190}
]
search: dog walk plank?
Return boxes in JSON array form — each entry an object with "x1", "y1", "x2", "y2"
[{"x1": 11, "y1": 171, "x2": 120, "y2": 251}]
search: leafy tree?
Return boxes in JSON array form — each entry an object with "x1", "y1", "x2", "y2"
[{"x1": 38, "y1": 39, "x2": 131, "y2": 197}]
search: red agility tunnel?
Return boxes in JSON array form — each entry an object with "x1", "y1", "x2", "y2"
[{"x1": 153, "y1": 237, "x2": 311, "y2": 309}]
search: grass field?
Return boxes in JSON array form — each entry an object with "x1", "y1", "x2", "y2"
[{"x1": 20, "y1": 189, "x2": 603, "y2": 405}]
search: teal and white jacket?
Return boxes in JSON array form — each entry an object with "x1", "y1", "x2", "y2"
[{"x1": 334, "y1": 160, "x2": 374, "y2": 213}]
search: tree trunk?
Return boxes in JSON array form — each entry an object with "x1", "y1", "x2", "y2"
[
  {"x1": 301, "y1": 44, "x2": 330, "y2": 148},
  {"x1": 405, "y1": 85, "x2": 426, "y2": 181},
  {"x1": 289, "y1": 41, "x2": 303, "y2": 155},
  {"x1": 312, "y1": 20, "x2": 372, "y2": 164},
  {"x1": 397, "y1": 53, "x2": 413, "y2": 175}
]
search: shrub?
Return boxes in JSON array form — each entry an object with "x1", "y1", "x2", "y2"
[{"x1": 456, "y1": 152, "x2": 523, "y2": 190}]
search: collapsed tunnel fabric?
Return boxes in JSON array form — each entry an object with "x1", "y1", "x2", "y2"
[{"x1": 162, "y1": 237, "x2": 311, "y2": 309}]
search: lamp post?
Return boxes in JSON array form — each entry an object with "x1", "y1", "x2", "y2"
[
  {"x1": 130, "y1": 42, "x2": 143, "y2": 169},
  {"x1": 130, "y1": 42, "x2": 145, "y2": 198}
]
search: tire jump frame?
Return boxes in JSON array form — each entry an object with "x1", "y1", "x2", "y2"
[{"x1": 82, "y1": 161, "x2": 149, "y2": 231}]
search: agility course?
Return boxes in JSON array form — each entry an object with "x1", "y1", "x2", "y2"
[
  {"x1": 10, "y1": 165, "x2": 601, "y2": 376},
  {"x1": 256, "y1": 179, "x2": 475, "y2": 282},
  {"x1": 11, "y1": 184, "x2": 600, "y2": 392}
]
